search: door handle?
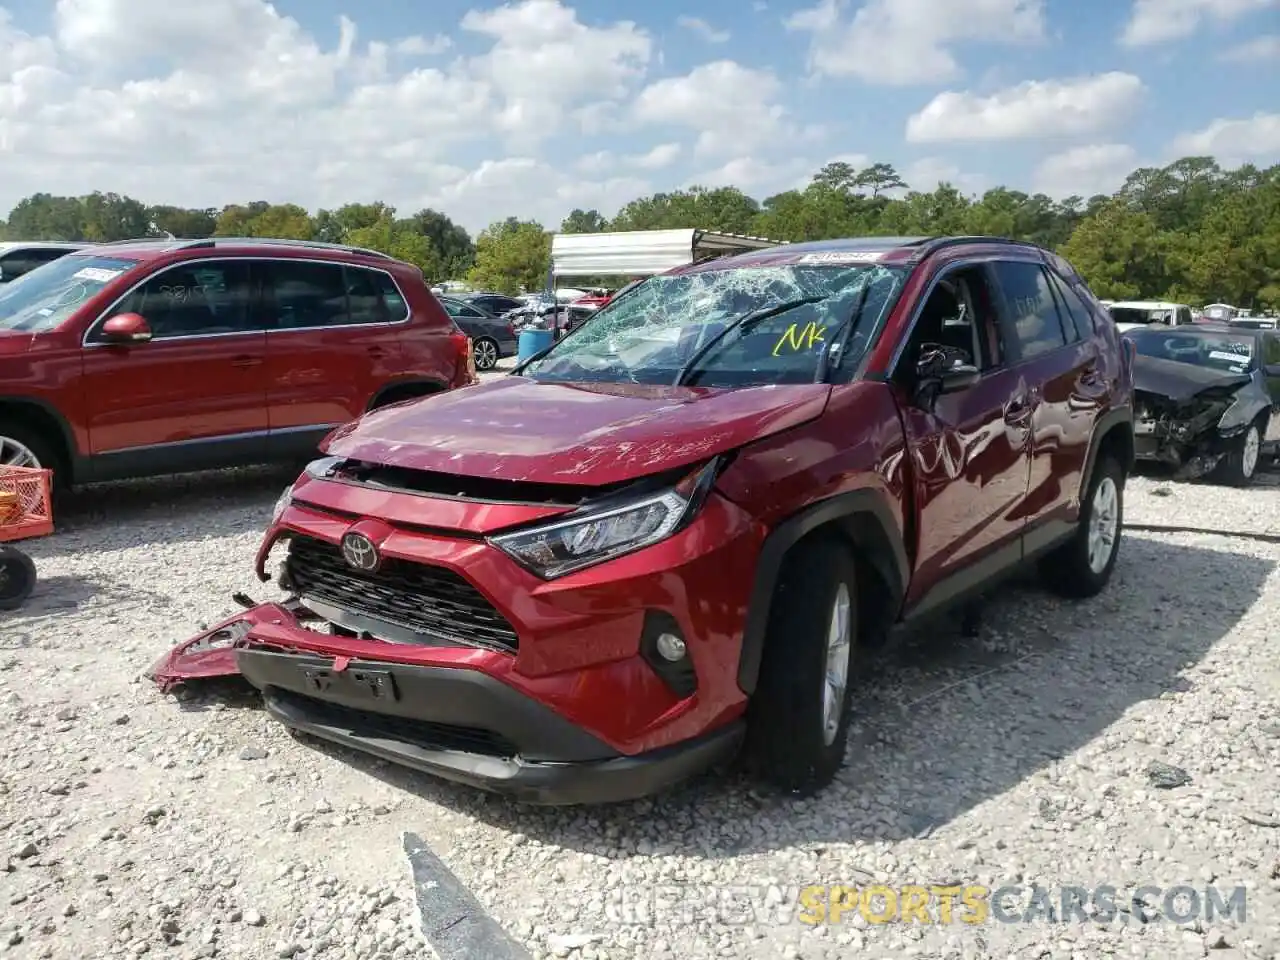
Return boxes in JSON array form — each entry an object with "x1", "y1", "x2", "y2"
[
  {"x1": 367, "y1": 346, "x2": 385, "y2": 357},
  {"x1": 230, "y1": 355, "x2": 262, "y2": 368}
]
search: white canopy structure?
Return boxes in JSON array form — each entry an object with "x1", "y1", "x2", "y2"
[{"x1": 549, "y1": 229, "x2": 782, "y2": 279}]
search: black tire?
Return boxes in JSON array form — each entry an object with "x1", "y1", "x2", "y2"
[
  {"x1": 1039, "y1": 454, "x2": 1124, "y2": 598},
  {"x1": 744, "y1": 535, "x2": 858, "y2": 795},
  {"x1": 1214, "y1": 419, "x2": 1263, "y2": 487},
  {"x1": 0, "y1": 546, "x2": 36, "y2": 611},
  {"x1": 472, "y1": 337, "x2": 500, "y2": 371}
]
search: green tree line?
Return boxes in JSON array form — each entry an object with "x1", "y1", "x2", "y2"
[{"x1": 2, "y1": 155, "x2": 1276, "y2": 308}]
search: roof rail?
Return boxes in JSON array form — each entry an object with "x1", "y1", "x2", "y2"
[
  {"x1": 175, "y1": 237, "x2": 397, "y2": 260},
  {"x1": 92, "y1": 237, "x2": 176, "y2": 246},
  {"x1": 905, "y1": 235, "x2": 1033, "y2": 262}
]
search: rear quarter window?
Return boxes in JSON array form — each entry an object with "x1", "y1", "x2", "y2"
[{"x1": 373, "y1": 271, "x2": 408, "y2": 322}]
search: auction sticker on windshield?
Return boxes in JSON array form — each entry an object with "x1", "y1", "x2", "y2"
[
  {"x1": 73, "y1": 267, "x2": 123, "y2": 283},
  {"x1": 1209, "y1": 350, "x2": 1251, "y2": 365},
  {"x1": 798, "y1": 252, "x2": 883, "y2": 264}
]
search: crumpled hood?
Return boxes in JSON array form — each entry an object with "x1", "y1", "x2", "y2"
[
  {"x1": 1133, "y1": 355, "x2": 1252, "y2": 403},
  {"x1": 323, "y1": 376, "x2": 832, "y2": 485}
]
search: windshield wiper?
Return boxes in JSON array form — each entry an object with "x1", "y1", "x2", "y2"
[
  {"x1": 814, "y1": 283, "x2": 873, "y2": 382},
  {"x1": 672, "y1": 296, "x2": 827, "y2": 387}
]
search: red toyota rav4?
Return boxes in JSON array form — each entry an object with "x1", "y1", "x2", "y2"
[
  {"x1": 0, "y1": 238, "x2": 473, "y2": 484},
  {"x1": 153, "y1": 236, "x2": 1135, "y2": 804}
]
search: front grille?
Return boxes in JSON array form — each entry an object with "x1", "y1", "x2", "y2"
[
  {"x1": 285, "y1": 536, "x2": 519, "y2": 654},
  {"x1": 272, "y1": 688, "x2": 518, "y2": 758}
]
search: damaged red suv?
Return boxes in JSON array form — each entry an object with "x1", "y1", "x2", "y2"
[{"x1": 154, "y1": 236, "x2": 1135, "y2": 804}]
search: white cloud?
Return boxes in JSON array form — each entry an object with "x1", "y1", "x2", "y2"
[
  {"x1": 572, "y1": 143, "x2": 682, "y2": 175},
  {"x1": 1218, "y1": 33, "x2": 1280, "y2": 60},
  {"x1": 1032, "y1": 144, "x2": 1138, "y2": 198},
  {"x1": 675, "y1": 16, "x2": 730, "y2": 43},
  {"x1": 631, "y1": 142, "x2": 681, "y2": 169},
  {"x1": 422, "y1": 157, "x2": 650, "y2": 231},
  {"x1": 901, "y1": 157, "x2": 988, "y2": 194},
  {"x1": 1169, "y1": 112, "x2": 1280, "y2": 164},
  {"x1": 1120, "y1": 0, "x2": 1277, "y2": 46},
  {"x1": 0, "y1": 0, "x2": 672, "y2": 232},
  {"x1": 632, "y1": 60, "x2": 787, "y2": 156},
  {"x1": 695, "y1": 156, "x2": 814, "y2": 193},
  {"x1": 906, "y1": 73, "x2": 1145, "y2": 142},
  {"x1": 785, "y1": 0, "x2": 1046, "y2": 85},
  {"x1": 394, "y1": 34, "x2": 452, "y2": 56},
  {"x1": 460, "y1": 0, "x2": 650, "y2": 142}
]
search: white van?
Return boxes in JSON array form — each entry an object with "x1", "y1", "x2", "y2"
[
  {"x1": 1107, "y1": 300, "x2": 1194, "y2": 332},
  {"x1": 0, "y1": 241, "x2": 91, "y2": 283}
]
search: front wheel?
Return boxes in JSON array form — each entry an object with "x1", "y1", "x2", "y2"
[
  {"x1": 744, "y1": 535, "x2": 858, "y2": 795},
  {"x1": 1215, "y1": 421, "x2": 1261, "y2": 487},
  {"x1": 1039, "y1": 455, "x2": 1124, "y2": 598},
  {"x1": 0, "y1": 547, "x2": 37, "y2": 611},
  {"x1": 472, "y1": 337, "x2": 500, "y2": 371}
]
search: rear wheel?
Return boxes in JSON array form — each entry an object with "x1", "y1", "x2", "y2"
[
  {"x1": 472, "y1": 337, "x2": 500, "y2": 371},
  {"x1": 0, "y1": 547, "x2": 37, "y2": 611},
  {"x1": 744, "y1": 535, "x2": 858, "y2": 795},
  {"x1": 1039, "y1": 454, "x2": 1124, "y2": 598},
  {"x1": 1215, "y1": 420, "x2": 1262, "y2": 486}
]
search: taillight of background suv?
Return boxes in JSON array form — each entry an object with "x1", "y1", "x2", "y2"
[{"x1": 448, "y1": 326, "x2": 476, "y2": 384}]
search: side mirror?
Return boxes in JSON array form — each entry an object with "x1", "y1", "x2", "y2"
[
  {"x1": 937, "y1": 361, "x2": 981, "y2": 393},
  {"x1": 913, "y1": 349, "x2": 980, "y2": 408},
  {"x1": 100, "y1": 313, "x2": 152, "y2": 343},
  {"x1": 1265, "y1": 363, "x2": 1280, "y2": 377}
]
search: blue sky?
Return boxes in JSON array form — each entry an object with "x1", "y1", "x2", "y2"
[{"x1": 0, "y1": 0, "x2": 1277, "y2": 231}]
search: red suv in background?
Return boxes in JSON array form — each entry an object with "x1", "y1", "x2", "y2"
[
  {"x1": 0, "y1": 238, "x2": 474, "y2": 485},
  {"x1": 153, "y1": 235, "x2": 1134, "y2": 804}
]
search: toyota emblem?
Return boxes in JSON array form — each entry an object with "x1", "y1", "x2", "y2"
[{"x1": 340, "y1": 532, "x2": 380, "y2": 572}]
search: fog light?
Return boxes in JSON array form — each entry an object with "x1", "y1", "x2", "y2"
[{"x1": 655, "y1": 633, "x2": 686, "y2": 661}]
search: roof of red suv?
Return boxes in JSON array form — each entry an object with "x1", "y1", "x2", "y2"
[
  {"x1": 674, "y1": 235, "x2": 1049, "y2": 274},
  {"x1": 69, "y1": 237, "x2": 405, "y2": 268}
]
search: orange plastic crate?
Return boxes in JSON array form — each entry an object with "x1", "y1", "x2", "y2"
[{"x1": 0, "y1": 466, "x2": 53, "y2": 543}]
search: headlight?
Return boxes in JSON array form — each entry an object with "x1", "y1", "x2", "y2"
[
  {"x1": 488, "y1": 458, "x2": 723, "y2": 579},
  {"x1": 304, "y1": 455, "x2": 343, "y2": 479},
  {"x1": 270, "y1": 486, "x2": 293, "y2": 525}
]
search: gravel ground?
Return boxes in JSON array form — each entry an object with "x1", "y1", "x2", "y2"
[{"x1": 3, "y1": 415, "x2": 1280, "y2": 959}]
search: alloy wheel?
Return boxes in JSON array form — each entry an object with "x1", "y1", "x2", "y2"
[
  {"x1": 473, "y1": 339, "x2": 499, "y2": 370},
  {"x1": 0, "y1": 436, "x2": 39, "y2": 468},
  {"x1": 821, "y1": 582, "x2": 852, "y2": 746},
  {"x1": 1087, "y1": 476, "x2": 1118, "y2": 574}
]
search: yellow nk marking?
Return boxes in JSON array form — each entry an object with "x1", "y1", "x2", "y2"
[{"x1": 772, "y1": 321, "x2": 826, "y2": 356}]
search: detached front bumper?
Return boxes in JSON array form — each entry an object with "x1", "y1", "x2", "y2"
[
  {"x1": 238, "y1": 645, "x2": 743, "y2": 805},
  {"x1": 149, "y1": 596, "x2": 747, "y2": 804}
]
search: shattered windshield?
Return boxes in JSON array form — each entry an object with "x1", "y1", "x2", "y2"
[
  {"x1": 522, "y1": 263, "x2": 906, "y2": 387},
  {"x1": 1129, "y1": 331, "x2": 1256, "y2": 374},
  {"x1": 0, "y1": 255, "x2": 138, "y2": 333}
]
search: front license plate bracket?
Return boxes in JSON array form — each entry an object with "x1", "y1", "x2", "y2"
[{"x1": 303, "y1": 666, "x2": 398, "y2": 701}]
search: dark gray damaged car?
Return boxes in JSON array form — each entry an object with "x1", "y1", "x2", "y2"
[{"x1": 1124, "y1": 323, "x2": 1280, "y2": 485}]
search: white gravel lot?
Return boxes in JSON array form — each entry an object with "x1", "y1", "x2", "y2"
[{"x1": 3, "y1": 408, "x2": 1280, "y2": 959}]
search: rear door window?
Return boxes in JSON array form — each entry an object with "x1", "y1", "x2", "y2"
[
  {"x1": 991, "y1": 260, "x2": 1070, "y2": 360},
  {"x1": 264, "y1": 261, "x2": 347, "y2": 329},
  {"x1": 1045, "y1": 273, "x2": 1093, "y2": 341}
]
